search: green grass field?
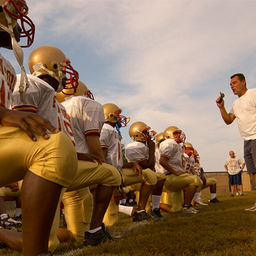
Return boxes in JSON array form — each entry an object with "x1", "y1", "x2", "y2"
[{"x1": 2, "y1": 191, "x2": 256, "y2": 256}]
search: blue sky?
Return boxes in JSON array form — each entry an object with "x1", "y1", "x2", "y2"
[{"x1": 3, "y1": 0, "x2": 256, "y2": 171}]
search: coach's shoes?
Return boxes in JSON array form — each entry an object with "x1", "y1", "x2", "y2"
[
  {"x1": 194, "y1": 200, "x2": 208, "y2": 206},
  {"x1": 133, "y1": 210, "x2": 153, "y2": 222},
  {"x1": 244, "y1": 202, "x2": 256, "y2": 212},
  {"x1": 84, "y1": 223, "x2": 118, "y2": 247},
  {"x1": 209, "y1": 197, "x2": 221, "y2": 203},
  {"x1": 151, "y1": 208, "x2": 166, "y2": 221},
  {"x1": 183, "y1": 205, "x2": 201, "y2": 214}
]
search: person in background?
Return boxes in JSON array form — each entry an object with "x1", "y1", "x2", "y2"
[{"x1": 224, "y1": 150, "x2": 245, "y2": 197}]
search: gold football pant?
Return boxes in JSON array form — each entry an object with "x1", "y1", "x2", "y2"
[
  {"x1": 0, "y1": 127, "x2": 78, "y2": 188},
  {"x1": 201, "y1": 177, "x2": 217, "y2": 190},
  {"x1": 58, "y1": 160, "x2": 121, "y2": 240},
  {"x1": 62, "y1": 187, "x2": 93, "y2": 243},
  {"x1": 164, "y1": 173, "x2": 202, "y2": 212},
  {"x1": 0, "y1": 187, "x2": 20, "y2": 198},
  {"x1": 66, "y1": 160, "x2": 121, "y2": 192}
]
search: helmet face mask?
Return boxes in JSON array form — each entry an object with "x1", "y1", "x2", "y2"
[
  {"x1": 164, "y1": 126, "x2": 186, "y2": 144},
  {"x1": 0, "y1": 0, "x2": 35, "y2": 47},
  {"x1": 103, "y1": 103, "x2": 130, "y2": 127},
  {"x1": 183, "y1": 142, "x2": 194, "y2": 156},
  {"x1": 129, "y1": 121, "x2": 155, "y2": 142}
]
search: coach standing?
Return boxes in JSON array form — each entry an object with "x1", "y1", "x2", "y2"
[{"x1": 216, "y1": 73, "x2": 256, "y2": 211}]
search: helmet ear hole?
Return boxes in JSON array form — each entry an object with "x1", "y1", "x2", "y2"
[{"x1": 53, "y1": 63, "x2": 58, "y2": 70}]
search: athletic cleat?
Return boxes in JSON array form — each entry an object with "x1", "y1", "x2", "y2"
[
  {"x1": 1, "y1": 215, "x2": 22, "y2": 229},
  {"x1": 244, "y1": 202, "x2": 256, "y2": 212},
  {"x1": 209, "y1": 197, "x2": 221, "y2": 203},
  {"x1": 194, "y1": 201, "x2": 208, "y2": 206},
  {"x1": 236, "y1": 193, "x2": 239, "y2": 196},
  {"x1": 183, "y1": 205, "x2": 201, "y2": 214},
  {"x1": 230, "y1": 194, "x2": 234, "y2": 197},
  {"x1": 133, "y1": 211, "x2": 153, "y2": 222},
  {"x1": 13, "y1": 214, "x2": 22, "y2": 222},
  {"x1": 84, "y1": 223, "x2": 119, "y2": 247},
  {"x1": 125, "y1": 201, "x2": 137, "y2": 207},
  {"x1": 240, "y1": 194, "x2": 244, "y2": 196},
  {"x1": 151, "y1": 208, "x2": 166, "y2": 221}
]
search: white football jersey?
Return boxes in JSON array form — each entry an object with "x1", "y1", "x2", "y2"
[
  {"x1": 183, "y1": 153, "x2": 195, "y2": 174},
  {"x1": 155, "y1": 147, "x2": 166, "y2": 174},
  {"x1": 11, "y1": 75, "x2": 75, "y2": 145},
  {"x1": 159, "y1": 138, "x2": 185, "y2": 172},
  {"x1": 194, "y1": 162, "x2": 201, "y2": 177},
  {"x1": 62, "y1": 96, "x2": 105, "y2": 154},
  {"x1": 125, "y1": 141, "x2": 149, "y2": 163},
  {"x1": 0, "y1": 53, "x2": 16, "y2": 108},
  {"x1": 100, "y1": 123, "x2": 123, "y2": 171}
]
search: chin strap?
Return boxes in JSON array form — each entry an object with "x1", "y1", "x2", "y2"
[
  {"x1": 114, "y1": 118, "x2": 122, "y2": 138},
  {"x1": 0, "y1": 9, "x2": 28, "y2": 102}
]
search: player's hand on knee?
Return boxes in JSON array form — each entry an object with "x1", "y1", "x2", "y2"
[{"x1": 0, "y1": 109, "x2": 58, "y2": 141}]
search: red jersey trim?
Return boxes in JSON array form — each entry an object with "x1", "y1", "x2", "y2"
[
  {"x1": 84, "y1": 129, "x2": 101, "y2": 137},
  {"x1": 12, "y1": 105, "x2": 37, "y2": 113},
  {"x1": 161, "y1": 154, "x2": 170, "y2": 160}
]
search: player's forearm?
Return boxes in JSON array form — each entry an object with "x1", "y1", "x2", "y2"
[
  {"x1": 0, "y1": 107, "x2": 11, "y2": 125},
  {"x1": 160, "y1": 158, "x2": 178, "y2": 175}
]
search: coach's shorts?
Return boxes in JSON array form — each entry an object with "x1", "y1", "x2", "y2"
[
  {"x1": 0, "y1": 127, "x2": 78, "y2": 188},
  {"x1": 244, "y1": 139, "x2": 256, "y2": 174},
  {"x1": 229, "y1": 172, "x2": 242, "y2": 185}
]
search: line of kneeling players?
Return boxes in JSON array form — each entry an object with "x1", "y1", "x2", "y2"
[{"x1": 0, "y1": 45, "x2": 220, "y2": 253}]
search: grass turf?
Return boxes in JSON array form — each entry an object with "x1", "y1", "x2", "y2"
[{"x1": 1, "y1": 191, "x2": 256, "y2": 255}]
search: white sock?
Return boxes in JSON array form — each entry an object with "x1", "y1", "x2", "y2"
[
  {"x1": 210, "y1": 193, "x2": 216, "y2": 200},
  {"x1": 120, "y1": 199, "x2": 126, "y2": 204},
  {"x1": 194, "y1": 192, "x2": 200, "y2": 202},
  {"x1": 15, "y1": 208, "x2": 22, "y2": 217},
  {"x1": 88, "y1": 226, "x2": 101, "y2": 233},
  {"x1": 152, "y1": 195, "x2": 161, "y2": 209},
  {"x1": 119, "y1": 205, "x2": 133, "y2": 216}
]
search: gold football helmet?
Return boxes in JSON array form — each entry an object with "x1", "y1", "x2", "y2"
[
  {"x1": 155, "y1": 132, "x2": 165, "y2": 145},
  {"x1": 0, "y1": 0, "x2": 35, "y2": 47},
  {"x1": 183, "y1": 142, "x2": 193, "y2": 149},
  {"x1": 56, "y1": 80, "x2": 94, "y2": 103},
  {"x1": 164, "y1": 126, "x2": 186, "y2": 143},
  {"x1": 183, "y1": 142, "x2": 194, "y2": 156},
  {"x1": 103, "y1": 103, "x2": 130, "y2": 126},
  {"x1": 28, "y1": 45, "x2": 79, "y2": 92},
  {"x1": 129, "y1": 121, "x2": 152, "y2": 142}
]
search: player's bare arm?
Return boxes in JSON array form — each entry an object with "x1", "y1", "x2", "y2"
[
  {"x1": 0, "y1": 107, "x2": 58, "y2": 141},
  {"x1": 122, "y1": 162, "x2": 142, "y2": 177},
  {"x1": 160, "y1": 156, "x2": 183, "y2": 176},
  {"x1": 86, "y1": 134, "x2": 107, "y2": 162},
  {"x1": 215, "y1": 93, "x2": 235, "y2": 125}
]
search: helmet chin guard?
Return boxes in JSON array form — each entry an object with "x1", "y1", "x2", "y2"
[{"x1": 2, "y1": 0, "x2": 35, "y2": 47}]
